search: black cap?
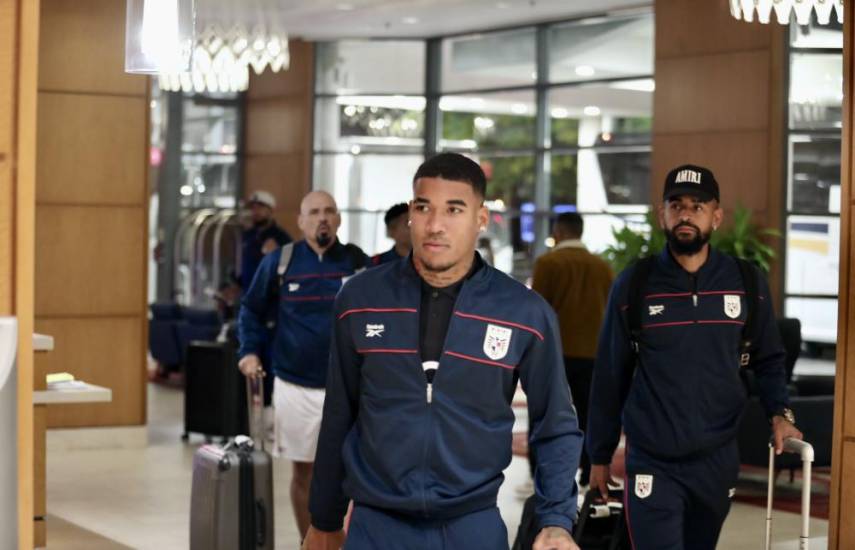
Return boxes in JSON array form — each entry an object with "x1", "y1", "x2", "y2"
[{"x1": 663, "y1": 164, "x2": 720, "y2": 203}]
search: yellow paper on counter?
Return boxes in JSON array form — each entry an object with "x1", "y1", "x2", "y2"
[{"x1": 46, "y1": 372, "x2": 75, "y2": 384}]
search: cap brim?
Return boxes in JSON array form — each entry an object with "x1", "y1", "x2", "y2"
[{"x1": 663, "y1": 186, "x2": 716, "y2": 202}]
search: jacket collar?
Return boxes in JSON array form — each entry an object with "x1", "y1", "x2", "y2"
[
  {"x1": 657, "y1": 244, "x2": 720, "y2": 276},
  {"x1": 401, "y1": 251, "x2": 491, "y2": 287},
  {"x1": 553, "y1": 239, "x2": 586, "y2": 251}
]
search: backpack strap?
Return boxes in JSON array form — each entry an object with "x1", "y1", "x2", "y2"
[
  {"x1": 275, "y1": 242, "x2": 295, "y2": 293},
  {"x1": 734, "y1": 257, "x2": 759, "y2": 367}
]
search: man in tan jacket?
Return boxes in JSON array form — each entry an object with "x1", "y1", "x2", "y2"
[{"x1": 531, "y1": 212, "x2": 613, "y2": 486}]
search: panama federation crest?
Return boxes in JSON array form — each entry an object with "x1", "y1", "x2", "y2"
[
  {"x1": 483, "y1": 324, "x2": 513, "y2": 361},
  {"x1": 724, "y1": 295, "x2": 741, "y2": 319},
  {"x1": 635, "y1": 474, "x2": 653, "y2": 499}
]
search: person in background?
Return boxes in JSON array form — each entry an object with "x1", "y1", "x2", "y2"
[
  {"x1": 240, "y1": 190, "x2": 292, "y2": 290},
  {"x1": 530, "y1": 212, "x2": 613, "y2": 487},
  {"x1": 370, "y1": 202, "x2": 411, "y2": 266},
  {"x1": 238, "y1": 191, "x2": 368, "y2": 540}
]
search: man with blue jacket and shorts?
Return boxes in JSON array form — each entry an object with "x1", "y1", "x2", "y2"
[
  {"x1": 302, "y1": 153, "x2": 583, "y2": 550},
  {"x1": 588, "y1": 164, "x2": 803, "y2": 550},
  {"x1": 239, "y1": 190, "x2": 368, "y2": 539}
]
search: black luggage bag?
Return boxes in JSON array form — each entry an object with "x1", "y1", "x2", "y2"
[{"x1": 183, "y1": 340, "x2": 248, "y2": 440}]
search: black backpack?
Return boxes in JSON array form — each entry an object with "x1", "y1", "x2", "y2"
[{"x1": 625, "y1": 255, "x2": 760, "y2": 368}]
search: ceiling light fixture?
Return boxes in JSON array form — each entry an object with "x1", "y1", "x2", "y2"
[
  {"x1": 583, "y1": 105, "x2": 601, "y2": 117},
  {"x1": 125, "y1": 0, "x2": 194, "y2": 74},
  {"x1": 157, "y1": 0, "x2": 291, "y2": 94},
  {"x1": 575, "y1": 65, "x2": 595, "y2": 77},
  {"x1": 729, "y1": 0, "x2": 842, "y2": 25}
]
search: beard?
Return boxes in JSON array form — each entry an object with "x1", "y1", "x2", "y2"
[
  {"x1": 665, "y1": 222, "x2": 711, "y2": 256},
  {"x1": 315, "y1": 227, "x2": 332, "y2": 248}
]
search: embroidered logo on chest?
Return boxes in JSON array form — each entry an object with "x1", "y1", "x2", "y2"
[
  {"x1": 365, "y1": 324, "x2": 384, "y2": 338},
  {"x1": 723, "y1": 295, "x2": 741, "y2": 319},
  {"x1": 648, "y1": 305, "x2": 665, "y2": 316},
  {"x1": 483, "y1": 324, "x2": 513, "y2": 361},
  {"x1": 288, "y1": 283, "x2": 300, "y2": 292}
]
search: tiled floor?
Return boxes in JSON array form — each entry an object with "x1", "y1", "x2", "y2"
[{"x1": 46, "y1": 377, "x2": 830, "y2": 549}]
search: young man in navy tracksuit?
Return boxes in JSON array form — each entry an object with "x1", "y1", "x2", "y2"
[
  {"x1": 588, "y1": 165, "x2": 803, "y2": 550},
  {"x1": 303, "y1": 153, "x2": 583, "y2": 550},
  {"x1": 238, "y1": 190, "x2": 367, "y2": 539}
]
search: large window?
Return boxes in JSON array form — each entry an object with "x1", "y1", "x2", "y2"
[
  {"x1": 785, "y1": 17, "x2": 843, "y2": 348},
  {"x1": 314, "y1": 40, "x2": 427, "y2": 254},
  {"x1": 313, "y1": 11, "x2": 654, "y2": 278}
]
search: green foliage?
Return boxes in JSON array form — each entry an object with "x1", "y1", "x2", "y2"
[
  {"x1": 599, "y1": 205, "x2": 779, "y2": 274},
  {"x1": 709, "y1": 206, "x2": 780, "y2": 273},
  {"x1": 600, "y1": 210, "x2": 665, "y2": 274}
]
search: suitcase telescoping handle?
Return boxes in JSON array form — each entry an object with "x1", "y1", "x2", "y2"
[
  {"x1": 765, "y1": 438, "x2": 814, "y2": 550},
  {"x1": 246, "y1": 376, "x2": 264, "y2": 451}
]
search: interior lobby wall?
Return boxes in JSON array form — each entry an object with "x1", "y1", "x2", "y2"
[
  {"x1": 33, "y1": 0, "x2": 149, "y2": 429},
  {"x1": 2, "y1": 0, "x2": 39, "y2": 547},
  {"x1": 244, "y1": 39, "x2": 315, "y2": 238}
]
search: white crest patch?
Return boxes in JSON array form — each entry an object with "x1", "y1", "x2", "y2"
[
  {"x1": 483, "y1": 324, "x2": 513, "y2": 361},
  {"x1": 288, "y1": 283, "x2": 300, "y2": 292},
  {"x1": 724, "y1": 295, "x2": 741, "y2": 319},
  {"x1": 648, "y1": 305, "x2": 665, "y2": 316},
  {"x1": 728, "y1": 487, "x2": 736, "y2": 499},
  {"x1": 365, "y1": 324, "x2": 384, "y2": 338},
  {"x1": 635, "y1": 474, "x2": 653, "y2": 499}
]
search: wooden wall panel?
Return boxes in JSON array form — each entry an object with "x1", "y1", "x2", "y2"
[
  {"x1": 37, "y1": 0, "x2": 145, "y2": 96},
  {"x1": 246, "y1": 100, "x2": 311, "y2": 155},
  {"x1": 36, "y1": 93, "x2": 146, "y2": 205},
  {"x1": 35, "y1": 317, "x2": 145, "y2": 427},
  {"x1": 33, "y1": 0, "x2": 148, "y2": 434},
  {"x1": 0, "y1": 160, "x2": 11, "y2": 314},
  {"x1": 655, "y1": 0, "x2": 771, "y2": 58},
  {"x1": 35, "y1": 205, "x2": 144, "y2": 317},
  {"x1": 245, "y1": 40, "x2": 315, "y2": 234},
  {"x1": 654, "y1": 51, "x2": 771, "y2": 133},
  {"x1": 652, "y1": 131, "x2": 771, "y2": 213},
  {"x1": 0, "y1": 0, "x2": 13, "y2": 155}
]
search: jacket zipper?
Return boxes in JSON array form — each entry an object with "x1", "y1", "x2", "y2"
[
  {"x1": 691, "y1": 274, "x2": 698, "y2": 307},
  {"x1": 418, "y1": 278, "x2": 470, "y2": 517}
]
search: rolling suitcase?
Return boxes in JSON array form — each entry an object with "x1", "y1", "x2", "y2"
[
  {"x1": 183, "y1": 340, "x2": 248, "y2": 440},
  {"x1": 765, "y1": 438, "x2": 814, "y2": 550},
  {"x1": 190, "y1": 377, "x2": 273, "y2": 550}
]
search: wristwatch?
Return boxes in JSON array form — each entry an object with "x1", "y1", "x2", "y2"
[{"x1": 773, "y1": 407, "x2": 796, "y2": 425}]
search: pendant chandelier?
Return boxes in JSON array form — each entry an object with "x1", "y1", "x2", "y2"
[
  {"x1": 729, "y1": 0, "x2": 843, "y2": 25},
  {"x1": 158, "y1": 0, "x2": 290, "y2": 94}
]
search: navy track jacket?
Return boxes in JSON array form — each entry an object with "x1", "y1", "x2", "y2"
[
  {"x1": 238, "y1": 240, "x2": 367, "y2": 388},
  {"x1": 588, "y1": 248, "x2": 789, "y2": 463},
  {"x1": 309, "y1": 257, "x2": 583, "y2": 533}
]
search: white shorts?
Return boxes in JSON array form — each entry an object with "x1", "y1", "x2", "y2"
[{"x1": 272, "y1": 377, "x2": 326, "y2": 463}]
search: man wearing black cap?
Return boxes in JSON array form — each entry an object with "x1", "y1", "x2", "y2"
[{"x1": 587, "y1": 164, "x2": 802, "y2": 550}]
